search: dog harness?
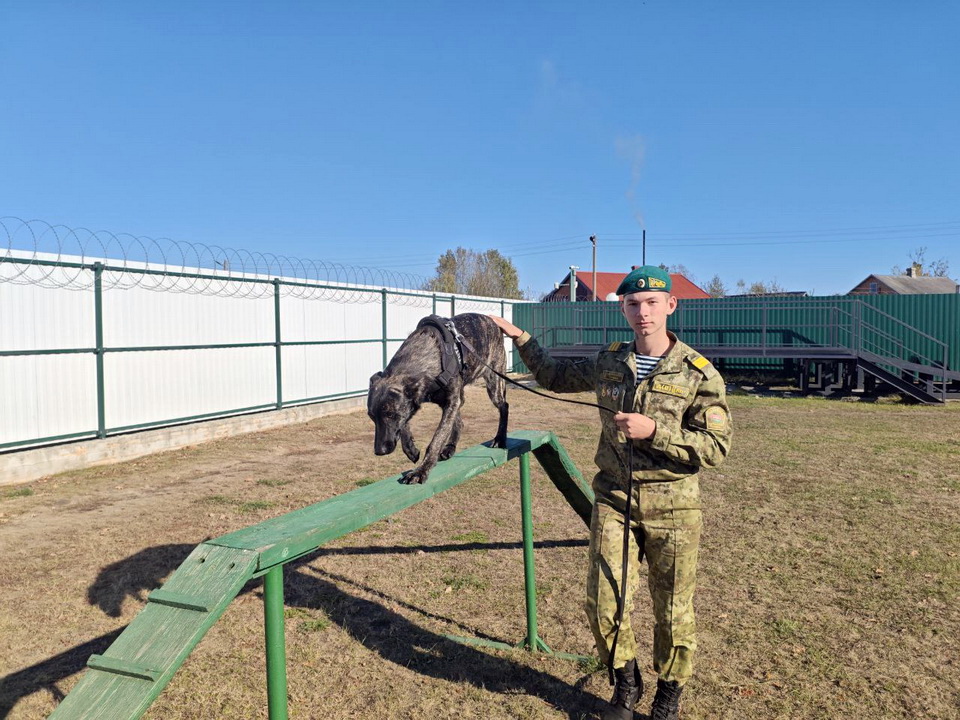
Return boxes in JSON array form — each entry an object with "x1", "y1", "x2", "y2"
[{"x1": 416, "y1": 315, "x2": 465, "y2": 394}]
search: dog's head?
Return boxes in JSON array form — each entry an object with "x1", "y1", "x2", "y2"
[{"x1": 367, "y1": 372, "x2": 420, "y2": 455}]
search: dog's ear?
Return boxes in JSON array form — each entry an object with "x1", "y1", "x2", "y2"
[{"x1": 369, "y1": 371, "x2": 384, "y2": 386}]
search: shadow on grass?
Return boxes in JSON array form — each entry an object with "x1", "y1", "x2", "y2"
[
  {"x1": 0, "y1": 543, "x2": 200, "y2": 719},
  {"x1": 315, "y1": 537, "x2": 588, "y2": 557},
  {"x1": 86, "y1": 542, "x2": 198, "y2": 617},
  {"x1": 286, "y1": 568, "x2": 603, "y2": 719},
  {"x1": 2, "y1": 537, "x2": 600, "y2": 719},
  {"x1": 0, "y1": 627, "x2": 125, "y2": 718}
]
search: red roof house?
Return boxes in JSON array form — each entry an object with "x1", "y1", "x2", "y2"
[{"x1": 542, "y1": 269, "x2": 710, "y2": 302}]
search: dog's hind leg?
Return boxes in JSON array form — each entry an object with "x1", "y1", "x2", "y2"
[
  {"x1": 485, "y1": 371, "x2": 509, "y2": 449},
  {"x1": 399, "y1": 426, "x2": 420, "y2": 463},
  {"x1": 439, "y1": 413, "x2": 462, "y2": 461}
]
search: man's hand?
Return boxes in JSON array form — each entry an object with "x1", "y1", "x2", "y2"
[
  {"x1": 488, "y1": 315, "x2": 523, "y2": 340},
  {"x1": 614, "y1": 412, "x2": 657, "y2": 440}
]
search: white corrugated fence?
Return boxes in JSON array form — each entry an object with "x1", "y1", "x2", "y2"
[{"x1": 0, "y1": 252, "x2": 521, "y2": 451}]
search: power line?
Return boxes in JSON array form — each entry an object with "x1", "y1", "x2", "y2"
[
  {"x1": 596, "y1": 219, "x2": 960, "y2": 241},
  {"x1": 601, "y1": 231, "x2": 960, "y2": 248},
  {"x1": 327, "y1": 220, "x2": 960, "y2": 272}
]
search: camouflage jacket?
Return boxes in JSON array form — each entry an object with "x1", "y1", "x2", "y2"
[{"x1": 515, "y1": 331, "x2": 731, "y2": 496}]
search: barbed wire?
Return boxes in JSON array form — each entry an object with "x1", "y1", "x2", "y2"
[{"x1": 0, "y1": 217, "x2": 446, "y2": 305}]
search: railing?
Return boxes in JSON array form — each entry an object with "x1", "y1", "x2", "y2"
[
  {"x1": 1, "y1": 254, "x2": 517, "y2": 451},
  {"x1": 48, "y1": 431, "x2": 594, "y2": 720}
]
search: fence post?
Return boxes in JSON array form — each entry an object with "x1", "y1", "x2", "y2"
[
  {"x1": 263, "y1": 565, "x2": 289, "y2": 720},
  {"x1": 432, "y1": 293, "x2": 437, "y2": 314},
  {"x1": 603, "y1": 303, "x2": 608, "y2": 346},
  {"x1": 853, "y1": 300, "x2": 861, "y2": 354},
  {"x1": 698, "y1": 306, "x2": 703, "y2": 348},
  {"x1": 93, "y1": 262, "x2": 106, "y2": 438},
  {"x1": 381, "y1": 288, "x2": 388, "y2": 369},
  {"x1": 451, "y1": 295, "x2": 456, "y2": 317},
  {"x1": 761, "y1": 301, "x2": 768, "y2": 356},
  {"x1": 273, "y1": 279, "x2": 283, "y2": 409},
  {"x1": 943, "y1": 345, "x2": 949, "y2": 402}
]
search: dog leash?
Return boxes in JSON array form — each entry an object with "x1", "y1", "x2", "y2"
[
  {"x1": 447, "y1": 318, "x2": 636, "y2": 684},
  {"x1": 445, "y1": 319, "x2": 617, "y2": 416}
]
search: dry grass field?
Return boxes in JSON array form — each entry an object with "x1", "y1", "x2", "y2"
[{"x1": 1, "y1": 386, "x2": 959, "y2": 719}]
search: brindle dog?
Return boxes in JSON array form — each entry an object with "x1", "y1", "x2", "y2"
[{"x1": 367, "y1": 313, "x2": 509, "y2": 484}]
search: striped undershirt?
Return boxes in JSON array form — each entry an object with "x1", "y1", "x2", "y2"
[{"x1": 635, "y1": 354, "x2": 662, "y2": 384}]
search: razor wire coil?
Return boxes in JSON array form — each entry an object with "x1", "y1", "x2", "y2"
[{"x1": 0, "y1": 217, "x2": 444, "y2": 306}]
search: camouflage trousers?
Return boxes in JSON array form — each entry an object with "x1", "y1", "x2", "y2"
[{"x1": 585, "y1": 476, "x2": 702, "y2": 686}]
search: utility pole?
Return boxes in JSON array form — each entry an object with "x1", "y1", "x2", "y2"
[
  {"x1": 642, "y1": 229, "x2": 646, "y2": 265},
  {"x1": 569, "y1": 265, "x2": 579, "y2": 302},
  {"x1": 590, "y1": 235, "x2": 597, "y2": 301}
]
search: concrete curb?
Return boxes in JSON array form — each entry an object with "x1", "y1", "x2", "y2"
[{"x1": 1, "y1": 396, "x2": 367, "y2": 487}]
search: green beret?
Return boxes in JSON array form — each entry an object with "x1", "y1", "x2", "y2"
[{"x1": 616, "y1": 265, "x2": 672, "y2": 295}]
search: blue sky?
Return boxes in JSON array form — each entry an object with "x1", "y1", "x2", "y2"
[{"x1": 2, "y1": 1, "x2": 958, "y2": 297}]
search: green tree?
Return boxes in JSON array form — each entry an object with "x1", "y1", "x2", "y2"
[
  {"x1": 747, "y1": 279, "x2": 785, "y2": 295},
  {"x1": 668, "y1": 264, "x2": 696, "y2": 284},
  {"x1": 425, "y1": 247, "x2": 524, "y2": 299},
  {"x1": 705, "y1": 274, "x2": 727, "y2": 298},
  {"x1": 734, "y1": 278, "x2": 786, "y2": 295},
  {"x1": 891, "y1": 246, "x2": 950, "y2": 277}
]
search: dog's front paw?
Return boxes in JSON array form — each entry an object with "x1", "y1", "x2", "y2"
[
  {"x1": 402, "y1": 445, "x2": 421, "y2": 463},
  {"x1": 400, "y1": 468, "x2": 429, "y2": 485},
  {"x1": 487, "y1": 434, "x2": 508, "y2": 449}
]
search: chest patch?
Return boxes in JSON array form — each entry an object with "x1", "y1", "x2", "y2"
[
  {"x1": 601, "y1": 370, "x2": 625, "y2": 382},
  {"x1": 705, "y1": 406, "x2": 728, "y2": 431},
  {"x1": 598, "y1": 383, "x2": 623, "y2": 402},
  {"x1": 651, "y1": 380, "x2": 689, "y2": 398}
]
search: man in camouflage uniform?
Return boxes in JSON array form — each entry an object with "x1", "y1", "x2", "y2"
[{"x1": 491, "y1": 266, "x2": 731, "y2": 720}]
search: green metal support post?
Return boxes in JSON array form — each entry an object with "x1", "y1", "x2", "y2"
[
  {"x1": 273, "y1": 279, "x2": 283, "y2": 410},
  {"x1": 264, "y1": 565, "x2": 289, "y2": 720},
  {"x1": 93, "y1": 262, "x2": 106, "y2": 438},
  {"x1": 518, "y1": 452, "x2": 550, "y2": 652},
  {"x1": 381, "y1": 288, "x2": 388, "y2": 368}
]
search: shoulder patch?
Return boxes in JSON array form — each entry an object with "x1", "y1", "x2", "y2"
[
  {"x1": 607, "y1": 341, "x2": 623, "y2": 352},
  {"x1": 687, "y1": 354, "x2": 717, "y2": 379}
]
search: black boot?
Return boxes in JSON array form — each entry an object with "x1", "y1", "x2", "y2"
[
  {"x1": 649, "y1": 679, "x2": 683, "y2": 720},
  {"x1": 601, "y1": 659, "x2": 643, "y2": 719}
]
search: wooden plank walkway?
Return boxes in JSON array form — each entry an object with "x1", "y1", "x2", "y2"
[{"x1": 49, "y1": 430, "x2": 591, "y2": 719}]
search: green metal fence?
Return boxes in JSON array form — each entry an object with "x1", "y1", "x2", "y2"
[
  {"x1": 513, "y1": 294, "x2": 960, "y2": 376},
  {"x1": 1, "y1": 255, "x2": 519, "y2": 451},
  {"x1": 48, "y1": 431, "x2": 594, "y2": 719}
]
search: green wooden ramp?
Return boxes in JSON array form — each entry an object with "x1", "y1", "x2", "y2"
[{"x1": 49, "y1": 431, "x2": 592, "y2": 719}]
